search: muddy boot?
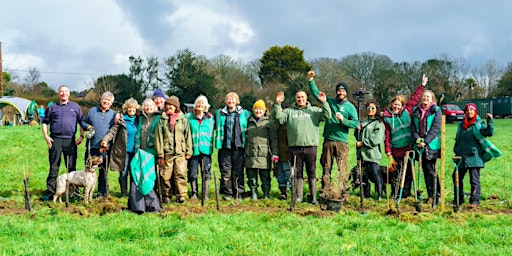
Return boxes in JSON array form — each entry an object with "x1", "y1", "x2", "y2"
[
  {"x1": 321, "y1": 168, "x2": 331, "y2": 193},
  {"x1": 279, "y1": 187, "x2": 287, "y2": 200},
  {"x1": 309, "y1": 178, "x2": 318, "y2": 205},
  {"x1": 190, "y1": 179, "x2": 198, "y2": 199},
  {"x1": 296, "y1": 178, "x2": 304, "y2": 203}
]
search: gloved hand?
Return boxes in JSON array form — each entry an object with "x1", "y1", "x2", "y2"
[
  {"x1": 158, "y1": 155, "x2": 165, "y2": 166},
  {"x1": 272, "y1": 155, "x2": 279, "y2": 163},
  {"x1": 388, "y1": 155, "x2": 397, "y2": 172},
  {"x1": 86, "y1": 125, "x2": 94, "y2": 131}
]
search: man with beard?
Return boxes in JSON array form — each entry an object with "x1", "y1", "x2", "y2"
[{"x1": 308, "y1": 71, "x2": 358, "y2": 201}]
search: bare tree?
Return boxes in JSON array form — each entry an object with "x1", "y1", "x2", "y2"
[
  {"x1": 23, "y1": 67, "x2": 41, "y2": 92},
  {"x1": 309, "y1": 57, "x2": 345, "y2": 97}
]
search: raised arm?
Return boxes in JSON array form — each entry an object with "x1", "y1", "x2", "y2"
[
  {"x1": 308, "y1": 71, "x2": 321, "y2": 99},
  {"x1": 404, "y1": 74, "x2": 427, "y2": 113}
]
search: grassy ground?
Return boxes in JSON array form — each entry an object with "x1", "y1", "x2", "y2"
[{"x1": 0, "y1": 119, "x2": 511, "y2": 255}]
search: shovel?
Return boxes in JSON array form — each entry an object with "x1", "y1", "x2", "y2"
[
  {"x1": 408, "y1": 150, "x2": 422, "y2": 212},
  {"x1": 453, "y1": 156, "x2": 462, "y2": 212}
]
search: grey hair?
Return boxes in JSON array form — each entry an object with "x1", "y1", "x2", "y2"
[
  {"x1": 101, "y1": 91, "x2": 115, "y2": 102},
  {"x1": 194, "y1": 95, "x2": 210, "y2": 112},
  {"x1": 142, "y1": 98, "x2": 158, "y2": 113}
]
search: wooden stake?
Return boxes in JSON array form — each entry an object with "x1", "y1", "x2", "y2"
[{"x1": 440, "y1": 115, "x2": 446, "y2": 212}]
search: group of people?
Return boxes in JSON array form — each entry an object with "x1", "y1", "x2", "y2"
[{"x1": 40, "y1": 70, "x2": 501, "y2": 214}]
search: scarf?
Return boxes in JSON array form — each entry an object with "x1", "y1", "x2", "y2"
[
  {"x1": 166, "y1": 111, "x2": 179, "y2": 130},
  {"x1": 462, "y1": 114, "x2": 477, "y2": 130}
]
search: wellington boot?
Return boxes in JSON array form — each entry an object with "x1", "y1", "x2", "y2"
[
  {"x1": 119, "y1": 178, "x2": 128, "y2": 197},
  {"x1": 251, "y1": 188, "x2": 258, "y2": 200},
  {"x1": 263, "y1": 188, "x2": 270, "y2": 199},
  {"x1": 296, "y1": 179, "x2": 304, "y2": 203},
  {"x1": 309, "y1": 178, "x2": 318, "y2": 205},
  {"x1": 190, "y1": 179, "x2": 198, "y2": 199}
]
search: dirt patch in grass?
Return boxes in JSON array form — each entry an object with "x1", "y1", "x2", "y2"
[{"x1": 1, "y1": 194, "x2": 511, "y2": 221}]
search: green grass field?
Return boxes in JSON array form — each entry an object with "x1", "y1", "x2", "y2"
[{"x1": 0, "y1": 119, "x2": 511, "y2": 255}]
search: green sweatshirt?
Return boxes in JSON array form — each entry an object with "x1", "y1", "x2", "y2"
[
  {"x1": 309, "y1": 79, "x2": 358, "y2": 142},
  {"x1": 273, "y1": 101, "x2": 331, "y2": 147}
]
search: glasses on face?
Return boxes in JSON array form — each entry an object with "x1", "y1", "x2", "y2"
[{"x1": 367, "y1": 106, "x2": 376, "y2": 111}]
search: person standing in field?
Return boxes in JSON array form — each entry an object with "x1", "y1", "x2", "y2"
[
  {"x1": 273, "y1": 90, "x2": 331, "y2": 204},
  {"x1": 80, "y1": 91, "x2": 116, "y2": 198},
  {"x1": 308, "y1": 71, "x2": 358, "y2": 201},
  {"x1": 275, "y1": 119, "x2": 292, "y2": 200},
  {"x1": 245, "y1": 99, "x2": 279, "y2": 200},
  {"x1": 185, "y1": 95, "x2": 215, "y2": 200},
  {"x1": 100, "y1": 98, "x2": 139, "y2": 198},
  {"x1": 153, "y1": 88, "x2": 167, "y2": 113},
  {"x1": 155, "y1": 96, "x2": 192, "y2": 203},
  {"x1": 40, "y1": 85, "x2": 84, "y2": 201},
  {"x1": 215, "y1": 92, "x2": 251, "y2": 200},
  {"x1": 38, "y1": 105, "x2": 45, "y2": 125},
  {"x1": 411, "y1": 90, "x2": 442, "y2": 205},
  {"x1": 101, "y1": 98, "x2": 161, "y2": 213},
  {"x1": 452, "y1": 103, "x2": 501, "y2": 209},
  {"x1": 382, "y1": 74, "x2": 427, "y2": 199},
  {"x1": 355, "y1": 101, "x2": 385, "y2": 200}
]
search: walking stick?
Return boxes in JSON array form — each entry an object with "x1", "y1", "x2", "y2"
[
  {"x1": 201, "y1": 158, "x2": 206, "y2": 207},
  {"x1": 453, "y1": 156, "x2": 462, "y2": 212},
  {"x1": 289, "y1": 155, "x2": 297, "y2": 212},
  {"x1": 213, "y1": 166, "x2": 220, "y2": 211}
]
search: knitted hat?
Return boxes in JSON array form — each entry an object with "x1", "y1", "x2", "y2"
[
  {"x1": 253, "y1": 99, "x2": 266, "y2": 112},
  {"x1": 335, "y1": 82, "x2": 349, "y2": 94},
  {"x1": 166, "y1": 96, "x2": 180, "y2": 109},
  {"x1": 153, "y1": 88, "x2": 166, "y2": 99},
  {"x1": 464, "y1": 103, "x2": 477, "y2": 113}
]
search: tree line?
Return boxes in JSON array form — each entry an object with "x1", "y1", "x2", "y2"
[{"x1": 3, "y1": 45, "x2": 512, "y2": 110}]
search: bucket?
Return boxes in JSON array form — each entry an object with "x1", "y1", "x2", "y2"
[{"x1": 319, "y1": 196, "x2": 343, "y2": 212}]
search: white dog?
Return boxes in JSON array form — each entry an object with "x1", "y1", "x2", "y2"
[{"x1": 53, "y1": 156, "x2": 102, "y2": 204}]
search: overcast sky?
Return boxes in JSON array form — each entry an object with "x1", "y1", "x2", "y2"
[{"x1": 2, "y1": 0, "x2": 511, "y2": 92}]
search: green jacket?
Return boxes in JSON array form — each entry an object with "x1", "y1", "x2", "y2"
[
  {"x1": 454, "y1": 117, "x2": 501, "y2": 168},
  {"x1": 135, "y1": 111, "x2": 160, "y2": 156},
  {"x1": 309, "y1": 79, "x2": 358, "y2": 142},
  {"x1": 412, "y1": 105, "x2": 442, "y2": 160},
  {"x1": 273, "y1": 101, "x2": 331, "y2": 147},
  {"x1": 244, "y1": 115, "x2": 278, "y2": 169},
  {"x1": 155, "y1": 111, "x2": 192, "y2": 157},
  {"x1": 357, "y1": 118, "x2": 385, "y2": 163},
  {"x1": 383, "y1": 110, "x2": 412, "y2": 149},
  {"x1": 185, "y1": 111, "x2": 214, "y2": 156},
  {"x1": 214, "y1": 106, "x2": 251, "y2": 149}
]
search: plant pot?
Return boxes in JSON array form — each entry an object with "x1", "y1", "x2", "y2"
[{"x1": 319, "y1": 196, "x2": 343, "y2": 213}]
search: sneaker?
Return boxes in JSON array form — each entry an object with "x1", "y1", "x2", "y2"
[
  {"x1": 222, "y1": 195, "x2": 233, "y2": 200},
  {"x1": 177, "y1": 196, "x2": 186, "y2": 203},
  {"x1": 279, "y1": 194, "x2": 287, "y2": 200},
  {"x1": 469, "y1": 203, "x2": 478, "y2": 209}
]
